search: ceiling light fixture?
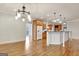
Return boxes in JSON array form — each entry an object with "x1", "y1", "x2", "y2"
[
  {"x1": 15, "y1": 5, "x2": 31, "y2": 22},
  {"x1": 52, "y1": 12, "x2": 66, "y2": 24}
]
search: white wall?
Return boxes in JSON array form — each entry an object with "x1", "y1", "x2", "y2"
[
  {"x1": 0, "y1": 13, "x2": 26, "y2": 44},
  {"x1": 67, "y1": 19, "x2": 79, "y2": 39}
]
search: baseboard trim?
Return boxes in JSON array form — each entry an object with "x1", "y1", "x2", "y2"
[{"x1": 0, "y1": 40, "x2": 25, "y2": 45}]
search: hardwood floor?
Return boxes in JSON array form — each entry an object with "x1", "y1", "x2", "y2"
[
  {"x1": 0, "y1": 39, "x2": 79, "y2": 56},
  {"x1": 0, "y1": 41, "x2": 25, "y2": 56}
]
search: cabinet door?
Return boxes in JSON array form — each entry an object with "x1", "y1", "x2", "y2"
[
  {"x1": 54, "y1": 33, "x2": 61, "y2": 44},
  {"x1": 50, "y1": 33, "x2": 54, "y2": 44}
]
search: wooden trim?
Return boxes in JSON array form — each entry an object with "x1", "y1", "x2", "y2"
[{"x1": 42, "y1": 23, "x2": 47, "y2": 48}]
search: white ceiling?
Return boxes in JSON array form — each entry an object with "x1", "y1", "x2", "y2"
[{"x1": 0, "y1": 3, "x2": 79, "y2": 21}]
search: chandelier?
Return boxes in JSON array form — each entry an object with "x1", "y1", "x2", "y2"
[
  {"x1": 52, "y1": 12, "x2": 67, "y2": 25},
  {"x1": 15, "y1": 5, "x2": 31, "y2": 22}
]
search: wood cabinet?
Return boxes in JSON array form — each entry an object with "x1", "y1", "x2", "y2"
[
  {"x1": 54, "y1": 24, "x2": 62, "y2": 32},
  {"x1": 47, "y1": 24, "x2": 53, "y2": 31}
]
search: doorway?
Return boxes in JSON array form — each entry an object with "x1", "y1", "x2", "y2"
[{"x1": 32, "y1": 19, "x2": 47, "y2": 49}]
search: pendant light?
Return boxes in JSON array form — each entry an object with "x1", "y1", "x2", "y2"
[{"x1": 15, "y1": 4, "x2": 32, "y2": 22}]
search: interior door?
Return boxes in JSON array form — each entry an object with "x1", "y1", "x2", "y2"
[{"x1": 37, "y1": 26, "x2": 42, "y2": 40}]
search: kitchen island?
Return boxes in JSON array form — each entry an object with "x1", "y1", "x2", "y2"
[{"x1": 47, "y1": 31, "x2": 70, "y2": 46}]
